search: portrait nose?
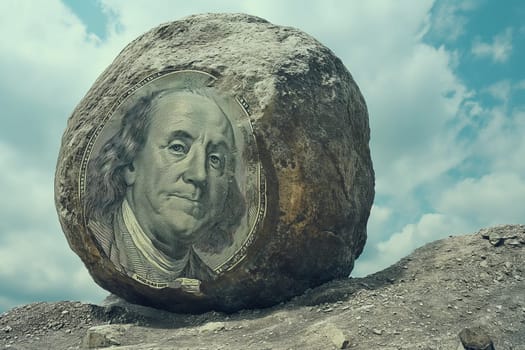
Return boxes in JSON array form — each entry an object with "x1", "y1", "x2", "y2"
[{"x1": 182, "y1": 147, "x2": 207, "y2": 185}]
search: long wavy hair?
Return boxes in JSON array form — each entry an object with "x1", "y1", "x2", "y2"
[{"x1": 85, "y1": 88, "x2": 245, "y2": 252}]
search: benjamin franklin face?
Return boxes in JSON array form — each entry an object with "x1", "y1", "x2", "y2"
[{"x1": 124, "y1": 93, "x2": 235, "y2": 248}]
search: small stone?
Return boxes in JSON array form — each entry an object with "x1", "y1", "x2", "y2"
[
  {"x1": 199, "y1": 322, "x2": 225, "y2": 333},
  {"x1": 479, "y1": 261, "x2": 488, "y2": 268},
  {"x1": 489, "y1": 238, "x2": 503, "y2": 246},
  {"x1": 458, "y1": 327, "x2": 495, "y2": 350},
  {"x1": 82, "y1": 324, "x2": 130, "y2": 349},
  {"x1": 372, "y1": 329, "x2": 382, "y2": 335},
  {"x1": 506, "y1": 239, "x2": 521, "y2": 246},
  {"x1": 2, "y1": 326, "x2": 12, "y2": 333},
  {"x1": 61, "y1": 310, "x2": 70, "y2": 315},
  {"x1": 322, "y1": 323, "x2": 350, "y2": 349}
]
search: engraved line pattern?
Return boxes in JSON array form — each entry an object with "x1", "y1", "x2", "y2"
[{"x1": 78, "y1": 70, "x2": 266, "y2": 279}]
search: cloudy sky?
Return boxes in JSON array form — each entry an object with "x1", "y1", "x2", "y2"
[{"x1": 0, "y1": 0, "x2": 524, "y2": 313}]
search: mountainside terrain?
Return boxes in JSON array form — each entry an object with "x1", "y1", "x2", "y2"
[{"x1": 1, "y1": 224, "x2": 524, "y2": 349}]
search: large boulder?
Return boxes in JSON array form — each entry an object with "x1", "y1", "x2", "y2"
[{"x1": 55, "y1": 13, "x2": 374, "y2": 312}]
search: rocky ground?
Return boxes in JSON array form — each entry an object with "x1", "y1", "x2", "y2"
[{"x1": 1, "y1": 224, "x2": 524, "y2": 350}]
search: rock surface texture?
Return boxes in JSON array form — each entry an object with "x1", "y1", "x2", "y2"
[
  {"x1": 1, "y1": 225, "x2": 524, "y2": 349},
  {"x1": 55, "y1": 13, "x2": 374, "y2": 312}
]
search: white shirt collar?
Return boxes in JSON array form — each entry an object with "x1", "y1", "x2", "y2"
[{"x1": 121, "y1": 198, "x2": 181, "y2": 274}]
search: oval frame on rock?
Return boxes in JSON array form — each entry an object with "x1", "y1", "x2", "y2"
[{"x1": 79, "y1": 70, "x2": 266, "y2": 291}]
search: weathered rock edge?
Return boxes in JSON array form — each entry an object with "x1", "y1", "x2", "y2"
[
  {"x1": 1, "y1": 225, "x2": 524, "y2": 349},
  {"x1": 54, "y1": 13, "x2": 374, "y2": 312}
]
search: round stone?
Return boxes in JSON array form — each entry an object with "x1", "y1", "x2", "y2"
[{"x1": 55, "y1": 13, "x2": 374, "y2": 313}]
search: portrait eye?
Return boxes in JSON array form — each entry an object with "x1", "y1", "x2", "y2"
[
  {"x1": 209, "y1": 154, "x2": 224, "y2": 169},
  {"x1": 168, "y1": 141, "x2": 188, "y2": 155}
]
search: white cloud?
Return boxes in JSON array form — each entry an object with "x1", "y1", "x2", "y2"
[
  {"x1": 355, "y1": 176, "x2": 525, "y2": 276},
  {"x1": 472, "y1": 28, "x2": 513, "y2": 63},
  {"x1": 369, "y1": 205, "x2": 392, "y2": 228},
  {"x1": 357, "y1": 170, "x2": 525, "y2": 276},
  {"x1": 354, "y1": 211, "x2": 473, "y2": 276},
  {"x1": 0, "y1": 228, "x2": 107, "y2": 305},
  {"x1": 0, "y1": 142, "x2": 106, "y2": 308},
  {"x1": 353, "y1": 18, "x2": 524, "y2": 277},
  {"x1": 354, "y1": 213, "x2": 464, "y2": 276},
  {"x1": 356, "y1": 104, "x2": 525, "y2": 276},
  {"x1": 437, "y1": 173, "x2": 525, "y2": 225},
  {"x1": 0, "y1": 143, "x2": 54, "y2": 227},
  {"x1": 0, "y1": 1, "x2": 122, "y2": 113},
  {"x1": 470, "y1": 106, "x2": 525, "y2": 175},
  {"x1": 367, "y1": 43, "x2": 469, "y2": 196},
  {"x1": 428, "y1": 0, "x2": 478, "y2": 42},
  {"x1": 484, "y1": 80, "x2": 512, "y2": 103},
  {"x1": 378, "y1": 214, "x2": 467, "y2": 260},
  {"x1": 365, "y1": 205, "x2": 393, "y2": 244}
]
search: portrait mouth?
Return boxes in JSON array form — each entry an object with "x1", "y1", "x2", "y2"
[
  {"x1": 168, "y1": 192, "x2": 201, "y2": 201},
  {"x1": 165, "y1": 193, "x2": 206, "y2": 219}
]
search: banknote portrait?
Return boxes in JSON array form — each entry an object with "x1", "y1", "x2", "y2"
[{"x1": 81, "y1": 70, "x2": 265, "y2": 288}]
